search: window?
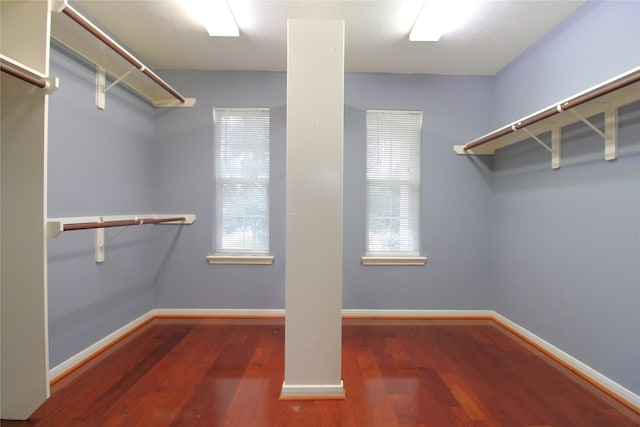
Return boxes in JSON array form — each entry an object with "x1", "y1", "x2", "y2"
[
  {"x1": 212, "y1": 107, "x2": 270, "y2": 261},
  {"x1": 365, "y1": 110, "x2": 425, "y2": 264}
]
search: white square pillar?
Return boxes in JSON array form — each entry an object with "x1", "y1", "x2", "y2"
[{"x1": 281, "y1": 19, "x2": 345, "y2": 400}]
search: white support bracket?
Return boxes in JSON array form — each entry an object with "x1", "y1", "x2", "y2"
[
  {"x1": 551, "y1": 126, "x2": 561, "y2": 170},
  {"x1": 604, "y1": 107, "x2": 618, "y2": 161},
  {"x1": 521, "y1": 127, "x2": 552, "y2": 153},
  {"x1": 95, "y1": 224, "x2": 105, "y2": 263},
  {"x1": 96, "y1": 65, "x2": 106, "y2": 109},
  {"x1": 569, "y1": 108, "x2": 618, "y2": 161},
  {"x1": 96, "y1": 65, "x2": 138, "y2": 110},
  {"x1": 520, "y1": 127, "x2": 563, "y2": 170}
]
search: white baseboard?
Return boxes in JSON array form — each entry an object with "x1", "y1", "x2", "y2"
[
  {"x1": 492, "y1": 312, "x2": 640, "y2": 411},
  {"x1": 49, "y1": 310, "x2": 155, "y2": 382},
  {"x1": 341, "y1": 309, "x2": 494, "y2": 318},
  {"x1": 152, "y1": 308, "x2": 286, "y2": 318},
  {"x1": 48, "y1": 308, "x2": 640, "y2": 411},
  {"x1": 280, "y1": 380, "x2": 345, "y2": 400}
]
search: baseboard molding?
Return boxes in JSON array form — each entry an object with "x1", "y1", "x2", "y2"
[
  {"x1": 492, "y1": 312, "x2": 640, "y2": 412},
  {"x1": 49, "y1": 310, "x2": 155, "y2": 383},
  {"x1": 342, "y1": 309, "x2": 494, "y2": 319},
  {"x1": 48, "y1": 308, "x2": 640, "y2": 413},
  {"x1": 151, "y1": 308, "x2": 286, "y2": 318},
  {"x1": 280, "y1": 380, "x2": 345, "y2": 400}
]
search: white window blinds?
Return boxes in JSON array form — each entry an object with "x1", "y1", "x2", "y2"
[
  {"x1": 366, "y1": 110, "x2": 422, "y2": 256},
  {"x1": 214, "y1": 107, "x2": 270, "y2": 254}
]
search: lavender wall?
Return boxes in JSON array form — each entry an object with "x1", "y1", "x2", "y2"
[
  {"x1": 151, "y1": 71, "x2": 494, "y2": 311},
  {"x1": 47, "y1": 46, "x2": 157, "y2": 367},
  {"x1": 490, "y1": 0, "x2": 640, "y2": 395}
]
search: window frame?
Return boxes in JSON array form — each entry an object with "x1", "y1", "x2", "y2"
[
  {"x1": 363, "y1": 109, "x2": 427, "y2": 266},
  {"x1": 208, "y1": 107, "x2": 273, "y2": 265}
]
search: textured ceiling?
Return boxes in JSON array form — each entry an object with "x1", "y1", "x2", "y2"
[{"x1": 74, "y1": 0, "x2": 586, "y2": 75}]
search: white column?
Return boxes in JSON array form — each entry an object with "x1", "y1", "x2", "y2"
[{"x1": 281, "y1": 19, "x2": 345, "y2": 400}]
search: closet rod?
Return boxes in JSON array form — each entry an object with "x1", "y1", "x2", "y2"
[
  {"x1": 1, "y1": 62, "x2": 47, "y2": 89},
  {"x1": 63, "y1": 216, "x2": 186, "y2": 231},
  {"x1": 464, "y1": 70, "x2": 640, "y2": 151},
  {"x1": 59, "y1": 3, "x2": 186, "y2": 104}
]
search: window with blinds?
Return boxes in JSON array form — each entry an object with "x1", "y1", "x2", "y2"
[
  {"x1": 214, "y1": 107, "x2": 270, "y2": 254},
  {"x1": 365, "y1": 109, "x2": 422, "y2": 256}
]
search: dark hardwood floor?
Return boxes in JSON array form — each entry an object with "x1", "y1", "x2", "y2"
[{"x1": 3, "y1": 318, "x2": 638, "y2": 426}]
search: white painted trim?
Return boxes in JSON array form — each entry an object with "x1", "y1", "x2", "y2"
[
  {"x1": 153, "y1": 308, "x2": 285, "y2": 318},
  {"x1": 361, "y1": 256, "x2": 427, "y2": 266},
  {"x1": 48, "y1": 310, "x2": 155, "y2": 382},
  {"x1": 280, "y1": 380, "x2": 345, "y2": 400},
  {"x1": 206, "y1": 255, "x2": 274, "y2": 265},
  {"x1": 493, "y1": 312, "x2": 640, "y2": 411},
  {"x1": 342, "y1": 309, "x2": 493, "y2": 318}
]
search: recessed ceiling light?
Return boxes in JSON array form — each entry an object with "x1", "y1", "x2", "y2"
[
  {"x1": 410, "y1": 0, "x2": 480, "y2": 41},
  {"x1": 180, "y1": 0, "x2": 239, "y2": 37}
]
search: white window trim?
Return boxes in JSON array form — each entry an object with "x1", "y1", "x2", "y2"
[
  {"x1": 213, "y1": 107, "x2": 271, "y2": 259},
  {"x1": 365, "y1": 109, "x2": 424, "y2": 262},
  {"x1": 207, "y1": 255, "x2": 274, "y2": 265},
  {"x1": 361, "y1": 256, "x2": 427, "y2": 266}
]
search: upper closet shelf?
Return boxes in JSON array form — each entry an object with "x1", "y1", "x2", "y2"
[
  {"x1": 51, "y1": 0, "x2": 195, "y2": 109},
  {"x1": 454, "y1": 66, "x2": 640, "y2": 169}
]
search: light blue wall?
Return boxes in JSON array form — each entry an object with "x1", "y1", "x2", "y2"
[
  {"x1": 343, "y1": 74, "x2": 493, "y2": 309},
  {"x1": 151, "y1": 71, "x2": 288, "y2": 309},
  {"x1": 47, "y1": 46, "x2": 158, "y2": 367},
  {"x1": 151, "y1": 71, "x2": 494, "y2": 310},
  {"x1": 490, "y1": 0, "x2": 640, "y2": 395}
]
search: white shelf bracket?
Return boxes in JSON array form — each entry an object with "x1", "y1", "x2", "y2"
[
  {"x1": 96, "y1": 65, "x2": 106, "y2": 110},
  {"x1": 605, "y1": 107, "x2": 618, "y2": 161},
  {"x1": 551, "y1": 126, "x2": 561, "y2": 169},
  {"x1": 96, "y1": 65, "x2": 137, "y2": 110},
  {"x1": 95, "y1": 226, "x2": 105, "y2": 263},
  {"x1": 522, "y1": 127, "x2": 552, "y2": 153},
  {"x1": 569, "y1": 108, "x2": 617, "y2": 160}
]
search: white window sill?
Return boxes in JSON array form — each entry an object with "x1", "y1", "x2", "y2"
[
  {"x1": 361, "y1": 256, "x2": 427, "y2": 266},
  {"x1": 207, "y1": 255, "x2": 274, "y2": 265}
]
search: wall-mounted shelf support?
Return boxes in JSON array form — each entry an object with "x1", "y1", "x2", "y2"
[
  {"x1": 552, "y1": 126, "x2": 561, "y2": 169},
  {"x1": 51, "y1": 0, "x2": 196, "y2": 109},
  {"x1": 453, "y1": 67, "x2": 640, "y2": 169},
  {"x1": 522, "y1": 127, "x2": 552, "y2": 153},
  {"x1": 567, "y1": 108, "x2": 619, "y2": 161},
  {"x1": 96, "y1": 65, "x2": 137, "y2": 109}
]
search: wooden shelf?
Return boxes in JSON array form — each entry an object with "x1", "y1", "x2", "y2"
[
  {"x1": 50, "y1": 0, "x2": 195, "y2": 108},
  {"x1": 454, "y1": 67, "x2": 640, "y2": 168}
]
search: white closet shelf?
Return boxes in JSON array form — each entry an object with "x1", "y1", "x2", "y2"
[
  {"x1": 454, "y1": 67, "x2": 640, "y2": 168},
  {"x1": 47, "y1": 214, "x2": 196, "y2": 239},
  {"x1": 50, "y1": 0, "x2": 195, "y2": 109}
]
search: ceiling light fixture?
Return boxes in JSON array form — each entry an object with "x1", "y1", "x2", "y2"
[
  {"x1": 180, "y1": 0, "x2": 239, "y2": 37},
  {"x1": 410, "y1": 0, "x2": 480, "y2": 41}
]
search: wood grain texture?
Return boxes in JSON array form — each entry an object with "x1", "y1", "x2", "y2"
[{"x1": 2, "y1": 318, "x2": 638, "y2": 426}]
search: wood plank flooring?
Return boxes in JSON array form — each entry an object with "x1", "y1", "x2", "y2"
[{"x1": 2, "y1": 318, "x2": 638, "y2": 426}]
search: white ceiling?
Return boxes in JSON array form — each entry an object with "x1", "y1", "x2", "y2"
[{"x1": 74, "y1": 0, "x2": 585, "y2": 75}]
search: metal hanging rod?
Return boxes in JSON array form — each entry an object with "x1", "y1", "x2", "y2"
[
  {"x1": 47, "y1": 214, "x2": 197, "y2": 239},
  {"x1": 1, "y1": 62, "x2": 48, "y2": 89},
  {"x1": 63, "y1": 216, "x2": 187, "y2": 232},
  {"x1": 462, "y1": 68, "x2": 640, "y2": 152}
]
